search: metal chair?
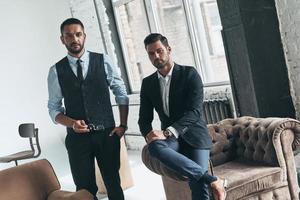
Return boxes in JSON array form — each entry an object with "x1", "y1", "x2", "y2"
[{"x1": 0, "y1": 123, "x2": 41, "y2": 166}]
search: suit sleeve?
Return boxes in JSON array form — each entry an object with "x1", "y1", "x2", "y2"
[
  {"x1": 171, "y1": 68, "x2": 204, "y2": 135},
  {"x1": 138, "y1": 79, "x2": 154, "y2": 137}
]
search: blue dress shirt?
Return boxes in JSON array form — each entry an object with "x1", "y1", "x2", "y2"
[{"x1": 47, "y1": 50, "x2": 129, "y2": 123}]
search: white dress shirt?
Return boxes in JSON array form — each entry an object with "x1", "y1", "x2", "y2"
[{"x1": 157, "y1": 64, "x2": 178, "y2": 138}]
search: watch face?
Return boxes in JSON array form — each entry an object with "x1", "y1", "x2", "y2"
[{"x1": 164, "y1": 130, "x2": 171, "y2": 137}]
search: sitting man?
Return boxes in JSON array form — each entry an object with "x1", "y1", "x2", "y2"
[{"x1": 138, "y1": 33, "x2": 226, "y2": 200}]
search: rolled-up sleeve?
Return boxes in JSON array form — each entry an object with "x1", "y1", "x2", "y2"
[
  {"x1": 103, "y1": 54, "x2": 129, "y2": 105},
  {"x1": 47, "y1": 65, "x2": 65, "y2": 124}
]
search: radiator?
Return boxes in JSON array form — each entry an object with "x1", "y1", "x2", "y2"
[{"x1": 202, "y1": 98, "x2": 233, "y2": 124}]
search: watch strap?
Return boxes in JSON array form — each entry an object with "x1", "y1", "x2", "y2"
[{"x1": 119, "y1": 124, "x2": 128, "y2": 131}]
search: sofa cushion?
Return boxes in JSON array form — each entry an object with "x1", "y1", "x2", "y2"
[{"x1": 213, "y1": 161, "x2": 285, "y2": 199}]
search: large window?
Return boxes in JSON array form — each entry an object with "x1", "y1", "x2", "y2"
[
  {"x1": 194, "y1": 0, "x2": 229, "y2": 83},
  {"x1": 154, "y1": 0, "x2": 196, "y2": 67},
  {"x1": 113, "y1": 0, "x2": 229, "y2": 93},
  {"x1": 113, "y1": 0, "x2": 152, "y2": 92}
]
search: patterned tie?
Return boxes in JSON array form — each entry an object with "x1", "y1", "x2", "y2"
[{"x1": 76, "y1": 59, "x2": 84, "y2": 82}]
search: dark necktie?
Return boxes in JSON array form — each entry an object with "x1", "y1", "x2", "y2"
[{"x1": 76, "y1": 59, "x2": 84, "y2": 82}]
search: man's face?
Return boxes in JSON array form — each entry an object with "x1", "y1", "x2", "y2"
[
  {"x1": 146, "y1": 40, "x2": 171, "y2": 69},
  {"x1": 60, "y1": 24, "x2": 86, "y2": 56}
]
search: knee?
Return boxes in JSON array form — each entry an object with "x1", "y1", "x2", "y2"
[{"x1": 148, "y1": 140, "x2": 167, "y2": 157}]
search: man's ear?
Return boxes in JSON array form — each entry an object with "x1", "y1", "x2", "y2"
[
  {"x1": 167, "y1": 46, "x2": 171, "y2": 52},
  {"x1": 60, "y1": 35, "x2": 65, "y2": 45}
]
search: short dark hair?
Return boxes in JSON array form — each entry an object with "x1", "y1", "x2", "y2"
[
  {"x1": 60, "y1": 18, "x2": 84, "y2": 35},
  {"x1": 144, "y1": 33, "x2": 169, "y2": 48}
]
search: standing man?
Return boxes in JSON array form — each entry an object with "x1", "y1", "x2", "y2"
[
  {"x1": 47, "y1": 18, "x2": 128, "y2": 200},
  {"x1": 138, "y1": 33, "x2": 226, "y2": 200}
]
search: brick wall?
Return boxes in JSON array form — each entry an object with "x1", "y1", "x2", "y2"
[
  {"x1": 275, "y1": 0, "x2": 300, "y2": 119},
  {"x1": 69, "y1": 0, "x2": 106, "y2": 53}
]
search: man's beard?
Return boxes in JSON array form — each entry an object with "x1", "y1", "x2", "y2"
[
  {"x1": 66, "y1": 43, "x2": 84, "y2": 55},
  {"x1": 154, "y1": 57, "x2": 169, "y2": 69},
  {"x1": 154, "y1": 62, "x2": 165, "y2": 69}
]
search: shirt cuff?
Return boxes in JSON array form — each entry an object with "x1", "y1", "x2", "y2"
[
  {"x1": 50, "y1": 110, "x2": 64, "y2": 124},
  {"x1": 115, "y1": 96, "x2": 129, "y2": 105},
  {"x1": 167, "y1": 126, "x2": 179, "y2": 138}
]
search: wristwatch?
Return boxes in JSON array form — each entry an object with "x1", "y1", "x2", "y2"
[
  {"x1": 119, "y1": 124, "x2": 128, "y2": 131},
  {"x1": 163, "y1": 129, "x2": 173, "y2": 137}
]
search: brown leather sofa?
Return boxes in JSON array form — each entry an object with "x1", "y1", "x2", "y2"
[
  {"x1": 142, "y1": 116, "x2": 300, "y2": 200},
  {"x1": 0, "y1": 159, "x2": 94, "y2": 200}
]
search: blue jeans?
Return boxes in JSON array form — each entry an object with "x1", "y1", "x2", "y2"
[{"x1": 148, "y1": 136, "x2": 210, "y2": 200}]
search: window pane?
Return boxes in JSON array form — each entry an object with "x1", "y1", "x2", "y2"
[
  {"x1": 114, "y1": 0, "x2": 153, "y2": 92},
  {"x1": 154, "y1": 0, "x2": 196, "y2": 67},
  {"x1": 198, "y1": 0, "x2": 229, "y2": 83}
]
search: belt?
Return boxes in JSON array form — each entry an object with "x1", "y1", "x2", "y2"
[{"x1": 87, "y1": 124, "x2": 105, "y2": 131}]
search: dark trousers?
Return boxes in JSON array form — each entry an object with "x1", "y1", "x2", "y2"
[
  {"x1": 148, "y1": 136, "x2": 210, "y2": 200},
  {"x1": 65, "y1": 128, "x2": 124, "y2": 200}
]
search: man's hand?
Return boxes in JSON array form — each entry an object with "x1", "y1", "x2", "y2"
[
  {"x1": 109, "y1": 126, "x2": 126, "y2": 138},
  {"x1": 145, "y1": 130, "x2": 166, "y2": 144},
  {"x1": 72, "y1": 120, "x2": 90, "y2": 134}
]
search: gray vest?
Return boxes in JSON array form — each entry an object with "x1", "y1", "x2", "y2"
[{"x1": 56, "y1": 52, "x2": 115, "y2": 129}]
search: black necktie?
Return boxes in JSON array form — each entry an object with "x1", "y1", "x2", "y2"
[{"x1": 76, "y1": 59, "x2": 84, "y2": 82}]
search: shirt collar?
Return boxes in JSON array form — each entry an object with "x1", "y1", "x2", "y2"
[
  {"x1": 157, "y1": 63, "x2": 175, "y2": 79},
  {"x1": 67, "y1": 49, "x2": 89, "y2": 65}
]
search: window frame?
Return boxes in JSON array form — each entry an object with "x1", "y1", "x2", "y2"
[{"x1": 112, "y1": 0, "x2": 230, "y2": 93}]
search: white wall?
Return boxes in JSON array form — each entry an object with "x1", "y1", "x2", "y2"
[{"x1": 0, "y1": 0, "x2": 72, "y2": 178}]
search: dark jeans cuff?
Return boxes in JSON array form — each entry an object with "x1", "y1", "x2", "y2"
[{"x1": 202, "y1": 172, "x2": 217, "y2": 185}]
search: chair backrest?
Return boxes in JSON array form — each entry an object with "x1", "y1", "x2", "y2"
[
  {"x1": 18, "y1": 123, "x2": 41, "y2": 158},
  {"x1": 19, "y1": 123, "x2": 35, "y2": 137}
]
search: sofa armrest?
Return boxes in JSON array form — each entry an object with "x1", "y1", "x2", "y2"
[
  {"x1": 270, "y1": 119, "x2": 300, "y2": 199},
  {"x1": 48, "y1": 189, "x2": 94, "y2": 200}
]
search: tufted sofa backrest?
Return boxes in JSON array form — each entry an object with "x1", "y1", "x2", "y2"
[
  {"x1": 208, "y1": 116, "x2": 300, "y2": 166},
  {"x1": 208, "y1": 122, "x2": 237, "y2": 166}
]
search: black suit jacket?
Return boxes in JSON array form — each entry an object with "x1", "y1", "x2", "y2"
[{"x1": 138, "y1": 64, "x2": 212, "y2": 149}]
